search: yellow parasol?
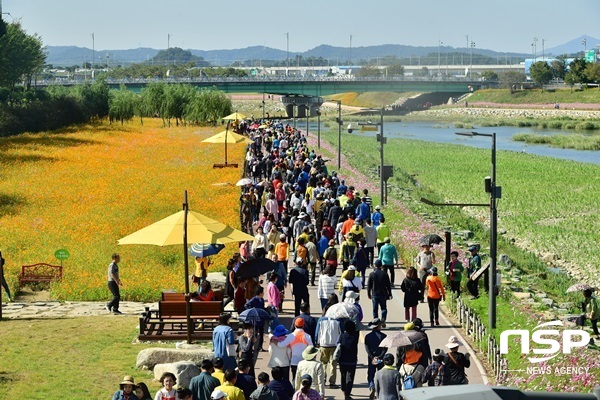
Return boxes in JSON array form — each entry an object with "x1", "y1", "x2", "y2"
[{"x1": 222, "y1": 112, "x2": 247, "y2": 121}]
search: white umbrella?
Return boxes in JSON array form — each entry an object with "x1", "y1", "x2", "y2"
[
  {"x1": 325, "y1": 302, "x2": 359, "y2": 319},
  {"x1": 236, "y1": 178, "x2": 253, "y2": 186}
]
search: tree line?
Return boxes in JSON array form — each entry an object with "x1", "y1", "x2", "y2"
[{"x1": 0, "y1": 18, "x2": 232, "y2": 136}]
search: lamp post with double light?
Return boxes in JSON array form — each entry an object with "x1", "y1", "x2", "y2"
[{"x1": 421, "y1": 131, "x2": 501, "y2": 330}]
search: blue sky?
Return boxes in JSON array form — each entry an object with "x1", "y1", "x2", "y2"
[{"x1": 3, "y1": 0, "x2": 599, "y2": 53}]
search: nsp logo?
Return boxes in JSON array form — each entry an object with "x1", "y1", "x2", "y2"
[{"x1": 500, "y1": 320, "x2": 590, "y2": 363}]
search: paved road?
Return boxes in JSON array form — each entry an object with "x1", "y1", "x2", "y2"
[{"x1": 252, "y1": 263, "x2": 488, "y2": 400}]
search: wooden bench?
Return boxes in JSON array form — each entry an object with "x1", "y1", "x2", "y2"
[
  {"x1": 138, "y1": 300, "x2": 231, "y2": 341},
  {"x1": 19, "y1": 263, "x2": 63, "y2": 286},
  {"x1": 162, "y1": 290, "x2": 224, "y2": 302}
]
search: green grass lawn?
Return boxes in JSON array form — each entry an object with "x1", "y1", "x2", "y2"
[{"x1": 0, "y1": 316, "x2": 171, "y2": 399}]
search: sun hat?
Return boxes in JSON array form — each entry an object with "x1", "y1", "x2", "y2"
[
  {"x1": 446, "y1": 335, "x2": 464, "y2": 349},
  {"x1": 375, "y1": 205, "x2": 381, "y2": 210},
  {"x1": 211, "y1": 389, "x2": 228, "y2": 399},
  {"x1": 345, "y1": 290, "x2": 359, "y2": 300},
  {"x1": 302, "y1": 345, "x2": 319, "y2": 360},
  {"x1": 294, "y1": 317, "x2": 305, "y2": 328},
  {"x1": 384, "y1": 237, "x2": 391, "y2": 243},
  {"x1": 404, "y1": 322, "x2": 415, "y2": 331},
  {"x1": 296, "y1": 256, "x2": 304, "y2": 264},
  {"x1": 368, "y1": 318, "x2": 382, "y2": 328},
  {"x1": 273, "y1": 324, "x2": 289, "y2": 337},
  {"x1": 301, "y1": 374, "x2": 313, "y2": 383},
  {"x1": 120, "y1": 376, "x2": 135, "y2": 388},
  {"x1": 348, "y1": 265, "x2": 357, "y2": 271},
  {"x1": 299, "y1": 212, "x2": 307, "y2": 218}
]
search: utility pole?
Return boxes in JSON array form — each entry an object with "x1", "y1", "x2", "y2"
[
  {"x1": 349, "y1": 34, "x2": 352, "y2": 66},
  {"x1": 286, "y1": 32, "x2": 289, "y2": 76},
  {"x1": 91, "y1": 33, "x2": 95, "y2": 69},
  {"x1": 167, "y1": 33, "x2": 171, "y2": 67}
]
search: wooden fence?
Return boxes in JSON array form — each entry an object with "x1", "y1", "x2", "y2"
[{"x1": 447, "y1": 296, "x2": 508, "y2": 383}]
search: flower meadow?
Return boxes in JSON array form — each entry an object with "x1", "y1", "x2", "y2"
[{"x1": 0, "y1": 119, "x2": 245, "y2": 301}]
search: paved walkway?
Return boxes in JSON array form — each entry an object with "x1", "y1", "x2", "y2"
[
  {"x1": 252, "y1": 264, "x2": 488, "y2": 400},
  {"x1": 2, "y1": 266, "x2": 489, "y2": 400}
]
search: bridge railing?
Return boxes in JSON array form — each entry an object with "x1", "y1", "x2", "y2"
[{"x1": 33, "y1": 74, "x2": 490, "y2": 87}]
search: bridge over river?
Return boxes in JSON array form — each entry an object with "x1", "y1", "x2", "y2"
[
  {"x1": 38, "y1": 75, "x2": 494, "y2": 117},
  {"x1": 41, "y1": 75, "x2": 492, "y2": 96}
]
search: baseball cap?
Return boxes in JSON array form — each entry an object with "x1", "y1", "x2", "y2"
[
  {"x1": 211, "y1": 389, "x2": 228, "y2": 399},
  {"x1": 295, "y1": 317, "x2": 305, "y2": 328}
]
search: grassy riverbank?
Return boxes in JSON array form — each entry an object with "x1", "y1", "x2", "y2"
[
  {"x1": 314, "y1": 128, "x2": 600, "y2": 391},
  {"x1": 513, "y1": 132, "x2": 600, "y2": 150}
]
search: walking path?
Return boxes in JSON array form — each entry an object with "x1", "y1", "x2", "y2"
[{"x1": 2, "y1": 265, "x2": 488, "y2": 399}]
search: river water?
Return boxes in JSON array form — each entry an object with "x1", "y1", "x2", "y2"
[{"x1": 335, "y1": 121, "x2": 600, "y2": 165}]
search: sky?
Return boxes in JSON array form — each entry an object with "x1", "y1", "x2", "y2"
[{"x1": 3, "y1": 0, "x2": 599, "y2": 54}]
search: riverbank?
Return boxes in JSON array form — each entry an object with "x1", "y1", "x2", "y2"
[{"x1": 406, "y1": 106, "x2": 600, "y2": 120}]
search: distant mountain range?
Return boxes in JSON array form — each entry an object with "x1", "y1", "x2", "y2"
[{"x1": 44, "y1": 36, "x2": 598, "y2": 67}]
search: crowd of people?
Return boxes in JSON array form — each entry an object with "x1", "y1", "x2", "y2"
[{"x1": 108, "y1": 116, "x2": 598, "y2": 399}]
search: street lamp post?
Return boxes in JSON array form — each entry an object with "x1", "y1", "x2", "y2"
[
  {"x1": 470, "y1": 41, "x2": 475, "y2": 80},
  {"x1": 336, "y1": 100, "x2": 342, "y2": 169},
  {"x1": 420, "y1": 131, "x2": 501, "y2": 330},
  {"x1": 359, "y1": 109, "x2": 385, "y2": 204},
  {"x1": 582, "y1": 38, "x2": 587, "y2": 52},
  {"x1": 316, "y1": 108, "x2": 321, "y2": 149},
  {"x1": 438, "y1": 41, "x2": 443, "y2": 77},
  {"x1": 305, "y1": 105, "x2": 309, "y2": 138},
  {"x1": 456, "y1": 131, "x2": 500, "y2": 330},
  {"x1": 533, "y1": 37, "x2": 538, "y2": 62}
]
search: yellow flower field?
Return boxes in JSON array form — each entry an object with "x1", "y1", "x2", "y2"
[{"x1": 0, "y1": 119, "x2": 246, "y2": 301}]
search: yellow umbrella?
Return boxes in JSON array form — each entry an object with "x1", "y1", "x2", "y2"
[
  {"x1": 118, "y1": 210, "x2": 254, "y2": 246},
  {"x1": 202, "y1": 128, "x2": 253, "y2": 167},
  {"x1": 222, "y1": 112, "x2": 247, "y2": 121},
  {"x1": 118, "y1": 191, "x2": 254, "y2": 343},
  {"x1": 202, "y1": 130, "x2": 253, "y2": 145}
]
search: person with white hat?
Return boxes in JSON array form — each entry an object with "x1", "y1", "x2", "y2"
[
  {"x1": 443, "y1": 336, "x2": 470, "y2": 385},
  {"x1": 210, "y1": 389, "x2": 228, "y2": 400}
]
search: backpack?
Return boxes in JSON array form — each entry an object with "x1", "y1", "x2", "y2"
[
  {"x1": 403, "y1": 373, "x2": 415, "y2": 390},
  {"x1": 401, "y1": 364, "x2": 417, "y2": 390}
]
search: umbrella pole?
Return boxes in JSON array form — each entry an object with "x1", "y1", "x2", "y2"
[
  {"x1": 183, "y1": 190, "x2": 193, "y2": 344},
  {"x1": 224, "y1": 122, "x2": 229, "y2": 165}
]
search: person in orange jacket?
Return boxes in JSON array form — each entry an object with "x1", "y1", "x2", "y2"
[{"x1": 425, "y1": 267, "x2": 446, "y2": 327}]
